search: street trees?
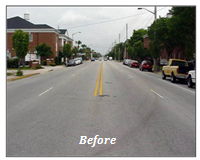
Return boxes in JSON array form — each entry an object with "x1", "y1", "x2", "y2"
[
  {"x1": 62, "y1": 43, "x2": 72, "y2": 61},
  {"x1": 127, "y1": 29, "x2": 148, "y2": 62},
  {"x1": 169, "y1": 7, "x2": 195, "y2": 59},
  {"x1": 12, "y1": 29, "x2": 29, "y2": 75},
  {"x1": 72, "y1": 46, "x2": 78, "y2": 58},
  {"x1": 35, "y1": 43, "x2": 53, "y2": 63},
  {"x1": 75, "y1": 40, "x2": 82, "y2": 49}
]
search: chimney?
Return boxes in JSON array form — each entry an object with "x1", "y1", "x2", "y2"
[{"x1": 24, "y1": 10, "x2": 30, "y2": 21}]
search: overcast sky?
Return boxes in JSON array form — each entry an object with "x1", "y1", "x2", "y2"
[{"x1": 7, "y1": 6, "x2": 172, "y2": 55}]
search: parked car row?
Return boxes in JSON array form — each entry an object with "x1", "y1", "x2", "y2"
[
  {"x1": 123, "y1": 59, "x2": 152, "y2": 72},
  {"x1": 66, "y1": 57, "x2": 83, "y2": 67},
  {"x1": 123, "y1": 58, "x2": 195, "y2": 88}
]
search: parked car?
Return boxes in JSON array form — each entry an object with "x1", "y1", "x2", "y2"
[
  {"x1": 123, "y1": 59, "x2": 127, "y2": 65},
  {"x1": 67, "y1": 59, "x2": 76, "y2": 66},
  {"x1": 130, "y1": 60, "x2": 139, "y2": 68},
  {"x1": 77, "y1": 57, "x2": 83, "y2": 64},
  {"x1": 162, "y1": 59, "x2": 189, "y2": 83},
  {"x1": 98, "y1": 58, "x2": 102, "y2": 61},
  {"x1": 123, "y1": 59, "x2": 131, "y2": 65},
  {"x1": 74, "y1": 58, "x2": 81, "y2": 65},
  {"x1": 91, "y1": 57, "x2": 95, "y2": 62},
  {"x1": 187, "y1": 70, "x2": 195, "y2": 88},
  {"x1": 139, "y1": 60, "x2": 152, "y2": 72},
  {"x1": 109, "y1": 57, "x2": 113, "y2": 61},
  {"x1": 104, "y1": 58, "x2": 107, "y2": 61}
]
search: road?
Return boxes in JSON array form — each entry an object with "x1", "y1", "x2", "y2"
[{"x1": 6, "y1": 60, "x2": 195, "y2": 156}]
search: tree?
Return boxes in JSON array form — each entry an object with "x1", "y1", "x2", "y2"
[
  {"x1": 129, "y1": 29, "x2": 147, "y2": 46},
  {"x1": 75, "y1": 40, "x2": 82, "y2": 49},
  {"x1": 62, "y1": 43, "x2": 72, "y2": 61},
  {"x1": 35, "y1": 43, "x2": 53, "y2": 61},
  {"x1": 72, "y1": 46, "x2": 78, "y2": 58},
  {"x1": 169, "y1": 7, "x2": 195, "y2": 59},
  {"x1": 12, "y1": 29, "x2": 29, "y2": 71}
]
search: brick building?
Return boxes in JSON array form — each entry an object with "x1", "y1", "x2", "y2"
[{"x1": 7, "y1": 16, "x2": 60, "y2": 62}]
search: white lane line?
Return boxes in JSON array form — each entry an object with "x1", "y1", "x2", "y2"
[
  {"x1": 157, "y1": 78, "x2": 195, "y2": 94},
  {"x1": 151, "y1": 89, "x2": 164, "y2": 99},
  {"x1": 129, "y1": 75, "x2": 133, "y2": 78},
  {"x1": 39, "y1": 87, "x2": 53, "y2": 96},
  {"x1": 71, "y1": 74, "x2": 75, "y2": 77}
]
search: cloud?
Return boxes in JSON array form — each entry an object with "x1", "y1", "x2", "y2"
[{"x1": 57, "y1": 10, "x2": 91, "y2": 27}]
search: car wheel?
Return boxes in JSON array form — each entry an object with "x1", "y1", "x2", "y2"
[
  {"x1": 187, "y1": 76, "x2": 193, "y2": 88},
  {"x1": 141, "y1": 67, "x2": 143, "y2": 71},
  {"x1": 171, "y1": 73, "x2": 176, "y2": 83},
  {"x1": 162, "y1": 71, "x2": 166, "y2": 79}
]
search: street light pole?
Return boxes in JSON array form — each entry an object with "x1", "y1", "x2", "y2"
[
  {"x1": 138, "y1": 6, "x2": 157, "y2": 72},
  {"x1": 72, "y1": 31, "x2": 81, "y2": 49}
]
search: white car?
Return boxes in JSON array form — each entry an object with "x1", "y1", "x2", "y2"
[
  {"x1": 187, "y1": 70, "x2": 195, "y2": 88},
  {"x1": 74, "y1": 58, "x2": 81, "y2": 65}
]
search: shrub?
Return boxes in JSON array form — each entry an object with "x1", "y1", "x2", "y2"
[
  {"x1": 35, "y1": 65, "x2": 44, "y2": 69},
  {"x1": 16, "y1": 70, "x2": 23, "y2": 76},
  {"x1": 50, "y1": 63, "x2": 56, "y2": 66},
  {"x1": 7, "y1": 58, "x2": 19, "y2": 68},
  {"x1": 55, "y1": 56, "x2": 62, "y2": 65},
  {"x1": 42, "y1": 60, "x2": 47, "y2": 65}
]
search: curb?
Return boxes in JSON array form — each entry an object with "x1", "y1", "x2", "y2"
[{"x1": 7, "y1": 73, "x2": 40, "y2": 82}]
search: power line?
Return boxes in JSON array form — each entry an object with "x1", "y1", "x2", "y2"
[{"x1": 67, "y1": 12, "x2": 149, "y2": 29}]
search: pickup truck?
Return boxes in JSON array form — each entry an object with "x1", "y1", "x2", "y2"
[
  {"x1": 162, "y1": 59, "x2": 188, "y2": 83},
  {"x1": 187, "y1": 70, "x2": 195, "y2": 88}
]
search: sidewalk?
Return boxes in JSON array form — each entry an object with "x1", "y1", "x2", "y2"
[{"x1": 7, "y1": 65, "x2": 66, "y2": 81}]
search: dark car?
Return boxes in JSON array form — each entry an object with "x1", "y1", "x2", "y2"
[
  {"x1": 91, "y1": 57, "x2": 95, "y2": 62},
  {"x1": 67, "y1": 59, "x2": 76, "y2": 66},
  {"x1": 139, "y1": 60, "x2": 152, "y2": 72},
  {"x1": 130, "y1": 60, "x2": 139, "y2": 68}
]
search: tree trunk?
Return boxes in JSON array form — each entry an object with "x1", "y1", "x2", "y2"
[{"x1": 154, "y1": 58, "x2": 157, "y2": 72}]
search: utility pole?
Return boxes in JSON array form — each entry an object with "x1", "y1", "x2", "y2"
[
  {"x1": 124, "y1": 23, "x2": 128, "y2": 59},
  {"x1": 115, "y1": 40, "x2": 116, "y2": 60},
  {"x1": 119, "y1": 34, "x2": 120, "y2": 62}
]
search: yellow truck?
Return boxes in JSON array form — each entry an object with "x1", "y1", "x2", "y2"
[{"x1": 162, "y1": 59, "x2": 189, "y2": 83}]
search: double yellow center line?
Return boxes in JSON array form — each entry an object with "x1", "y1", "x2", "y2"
[{"x1": 94, "y1": 62, "x2": 103, "y2": 96}]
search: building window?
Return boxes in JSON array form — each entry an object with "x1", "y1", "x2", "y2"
[{"x1": 29, "y1": 34, "x2": 33, "y2": 42}]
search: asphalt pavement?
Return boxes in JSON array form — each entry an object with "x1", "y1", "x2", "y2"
[{"x1": 6, "y1": 60, "x2": 195, "y2": 156}]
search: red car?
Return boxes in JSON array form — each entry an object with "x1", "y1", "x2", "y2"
[
  {"x1": 130, "y1": 60, "x2": 139, "y2": 68},
  {"x1": 139, "y1": 60, "x2": 152, "y2": 72}
]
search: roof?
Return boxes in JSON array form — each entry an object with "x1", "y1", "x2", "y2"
[
  {"x1": 59, "y1": 29, "x2": 67, "y2": 34},
  {"x1": 7, "y1": 16, "x2": 55, "y2": 30},
  {"x1": 7, "y1": 16, "x2": 35, "y2": 29}
]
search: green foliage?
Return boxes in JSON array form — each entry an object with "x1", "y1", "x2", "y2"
[
  {"x1": 55, "y1": 56, "x2": 61, "y2": 65},
  {"x1": 35, "y1": 43, "x2": 53, "y2": 58},
  {"x1": 42, "y1": 60, "x2": 47, "y2": 65},
  {"x1": 16, "y1": 70, "x2": 23, "y2": 76},
  {"x1": 7, "y1": 58, "x2": 19, "y2": 68},
  {"x1": 62, "y1": 43, "x2": 72, "y2": 59},
  {"x1": 50, "y1": 63, "x2": 56, "y2": 66},
  {"x1": 72, "y1": 46, "x2": 78, "y2": 58},
  {"x1": 12, "y1": 30, "x2": 29, "y2": 69},
  {"x1": 128, "y1": 29, "x2": 147, "y2": 46},
  {"x1": 169, "y1": 7, "x2": 195, "y2": 59},
  {"x1": 35, "y1": 64, "x2": 44, "y2": 69}
]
